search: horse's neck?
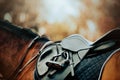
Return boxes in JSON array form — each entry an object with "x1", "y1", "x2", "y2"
[
  {"x1": 0, "y1": 28, "x2": 36, "y2": 79},
  {"x1": 16, "y1": 39, "x2": 45, "y2": 80}
]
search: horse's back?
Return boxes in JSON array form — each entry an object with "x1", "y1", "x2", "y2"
[{"x1": 101, "y1": 50, "x2": 120, "y2": 80}]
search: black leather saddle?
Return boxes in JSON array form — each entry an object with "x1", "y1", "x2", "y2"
[{"x1": 34, "y1": 28, "x2": 120, "y2": 80}]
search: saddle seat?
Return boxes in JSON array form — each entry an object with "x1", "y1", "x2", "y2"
[{"x1": 61, "y1": 34, "x2": 92, "y2": 52}]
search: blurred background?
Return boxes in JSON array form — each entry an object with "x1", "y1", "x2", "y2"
[{"x1": 0, "y1": 0, "x2": 120, "y2": 41}]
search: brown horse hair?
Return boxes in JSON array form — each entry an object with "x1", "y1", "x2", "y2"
[
  {"x1": 101, "y1": 50, "x2": 120, "y2": 80},
  {"x1": 0, "y1": 20, "x2": 49, "y2": 80}
]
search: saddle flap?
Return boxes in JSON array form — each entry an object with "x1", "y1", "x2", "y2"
[
  {"x1": 36, "y1": 43, "x2": 89, "y2": 80},
  {"x1": 61, "y1": 34, "x2": 91, "y2": 52},
  {"x1": 35, "y1": 34, "x2": 91, "y2": 80}
]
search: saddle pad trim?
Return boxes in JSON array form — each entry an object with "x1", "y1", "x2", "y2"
[{"x1": 98, "y1": 48, "x2": 120, "y2": 80}]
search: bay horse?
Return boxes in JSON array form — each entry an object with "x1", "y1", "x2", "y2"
[
  {"x1": 0, "y1": 20, "x2": 120, "y2": 80},
  {"x1": 0, "y1": 20, "x2": 49, "y2": 80}
]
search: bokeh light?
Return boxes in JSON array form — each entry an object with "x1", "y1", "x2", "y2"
[{"x1": 0, "y1": 0, "x2": 120, "y2": 41}]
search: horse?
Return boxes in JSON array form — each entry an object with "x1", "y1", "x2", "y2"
[
  {"x1": 0, "y1": 20, "x2": 120, "y2": 80},
  {"x1": 0, "y1": 20, "x2": 49, "y2": 80}
]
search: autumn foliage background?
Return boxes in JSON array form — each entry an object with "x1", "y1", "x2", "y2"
[{"x1": 0, "y1": 0, "x2": 120, "y2": 41}]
